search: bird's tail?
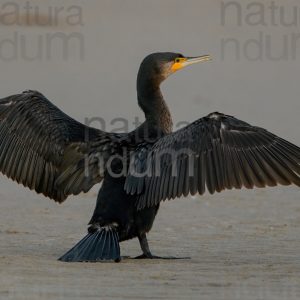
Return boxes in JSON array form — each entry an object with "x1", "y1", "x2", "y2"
[{"x1": 58, "y1": 225, "x2": 121, "y2": 262}]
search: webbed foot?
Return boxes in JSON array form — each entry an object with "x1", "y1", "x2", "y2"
[{"x1": 134, "y1": 253, "x2": 190, "y2": 259}]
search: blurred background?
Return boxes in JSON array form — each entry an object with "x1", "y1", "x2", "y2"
[
  {"x1": 0, "y1": 1, "x2": 300, "y2": 299},
  {"x1": 0, "y1": 0, "x2": 299, "y2": 140},
  {"x1": 0, "y1": 0, "x2": 299, "y2": 220},
  {"x1": 1, "y1": 0, "x2": 299, "y2": 212}
]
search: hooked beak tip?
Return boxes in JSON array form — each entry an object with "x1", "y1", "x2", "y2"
[{"x1": 185, "y1": 55, "x2": 212, "y2": 65}]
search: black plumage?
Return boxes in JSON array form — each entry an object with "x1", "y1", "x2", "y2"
[
  {"x1": 127, "y1": 112, "x2": 300, "y2": 210},
  {"x1": 0, "y1": 52, "x2": 299, "y2": 261}
]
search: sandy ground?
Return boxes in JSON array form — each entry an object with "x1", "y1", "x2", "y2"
[{"x1": 0, "y1": 176, "x2": 299, "y2": 300}]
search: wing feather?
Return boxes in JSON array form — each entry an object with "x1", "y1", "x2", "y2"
[
  {"x1": 126, "y1": 112, "x2": 300, "y2": 209},
  {"x1": 0, "y1": 90, "x2": 122, "y2": 202}
]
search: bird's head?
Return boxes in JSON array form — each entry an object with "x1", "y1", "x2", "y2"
[{"x1": 137, "y1": 52, "x2": 211, "y2": 90}]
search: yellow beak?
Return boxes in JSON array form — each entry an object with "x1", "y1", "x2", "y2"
[{"x1": 171, "y1": 55, "x2": 212, "y2": 72}]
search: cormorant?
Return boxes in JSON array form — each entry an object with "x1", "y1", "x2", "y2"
[{"x1": 0, "y1": 52, "x2": 299, "y2": 262}]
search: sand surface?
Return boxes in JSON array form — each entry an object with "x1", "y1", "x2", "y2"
[{"x1": 0, "y1": 178, "x2": 299, "y2": 300}]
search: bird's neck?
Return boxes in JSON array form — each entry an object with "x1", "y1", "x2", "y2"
[{"x1": 137, "y1": 83, "x2": 173, "y2": 134}]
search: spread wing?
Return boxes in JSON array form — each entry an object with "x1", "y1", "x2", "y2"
[
  {"x1": 125, "y1": 112, "x2": 300, "y2": 209},
  {"x1": 0, "y1": 90, "x2": 123, "y2": 202}
]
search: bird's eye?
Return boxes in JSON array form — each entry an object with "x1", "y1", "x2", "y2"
[{"x1": 175, "y1": 58, "x2": 181, "y2": 63}]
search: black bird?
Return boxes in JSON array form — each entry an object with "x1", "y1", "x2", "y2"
[{"x1": 0, "y1": 52, "x2": 299, "y2": 262}]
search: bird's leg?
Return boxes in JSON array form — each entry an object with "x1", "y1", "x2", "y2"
[
  {"x1": 134, "y1": 233, "x2": 190, "y2": 260},
  {"x1": 135, "y1": 233, "x2": 153, "y2": 259}
]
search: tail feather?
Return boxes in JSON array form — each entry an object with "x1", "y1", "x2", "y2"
[{"x1": 58, "y1": 226, "x2": 121, "y2": 262}]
